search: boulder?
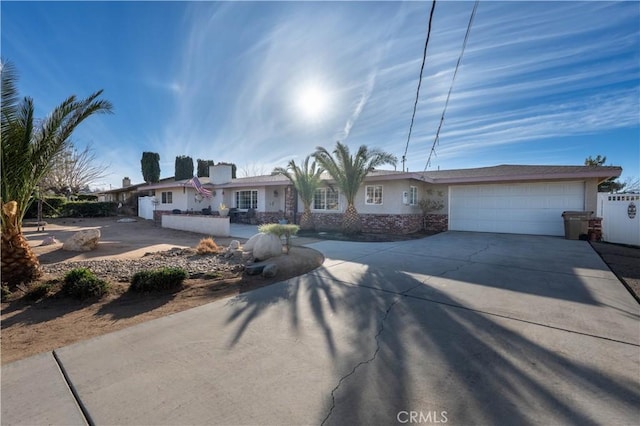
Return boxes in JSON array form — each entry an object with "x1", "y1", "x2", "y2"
[
  {"x1": 253, "y1": 233, "x2": 283, "y2": 260},
  {"x1": 245, "y1": 262, "x2": 266, "y2": 276},
  {"x1": 224, "y1": 249, "x2": 243, "y2": 260},
  {"x1": 40, "y1": 236, "x2": 59, "y2": 246},
  {"x1": 262, "y1": 263, "x2": 278, "y2": 278},
  {"x1": 63, "y1": 229, "x2": 101, "y2": 252},
  {"x1": 243, "y1": 233, "x2": 261, "y2": 252}
]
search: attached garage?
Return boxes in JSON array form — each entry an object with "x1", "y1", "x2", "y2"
[{"x1": 449, "y1": 181, "x2": 586, "y2": 236}]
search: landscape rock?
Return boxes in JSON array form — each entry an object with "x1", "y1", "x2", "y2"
[
  {"x1": 224, "y1": 249, "x2": 243, "y2": 260},
  {"x1": 262, "y1": 263, "x2": 278, "y2": 278},
  {"x1": 252, "y1": 233, "x2": 283, "y2": 261},
  {"x1": 62, "y1": 229, "x2": 101, "y2": 252},
  {"x1": 40, "y1": 236, "x2": 59, "y2": 246},
  {"x1": 245, "y1": 263, "x2": 266, "y2": 276},
  {"x1": 242, "y1": 233, "x2": 262, "y2": 252}
]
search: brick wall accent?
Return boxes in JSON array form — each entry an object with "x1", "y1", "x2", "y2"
[
  {"x1": 255, "y1": 211, "x2": 286, "y2": 225},
  {"x1": 361, "y1": 214, "x2": 423, "y2": 234},
  {"x1": 306, "y1": 213, "x2": 343, "y2": 231},
  {"x1": 284, "y1": 185, "x2": 296, "y2": 222},
  {"x1": 424, "y1": 214, "x2": 448, "y2": 232},
  {"x1": 153, "y1": 209, "x2": 173, "y2": 223},
  {"x1": 299, "y1": 212, "x2": 425, "y2": 234}
]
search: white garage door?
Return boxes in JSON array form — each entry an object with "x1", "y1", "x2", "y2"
[{"x1": 449, "y1": 181, "x2": 585, "y2": 236}]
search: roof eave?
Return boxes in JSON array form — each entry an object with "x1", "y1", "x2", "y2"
[{"x1": 434, "y1": 170, "x2": 623, "y2": 185}]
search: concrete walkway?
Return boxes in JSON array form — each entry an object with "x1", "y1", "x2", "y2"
[
  {"x1": 229, "y1": 223, "x2": 259, "y2": 239},
  {"x1": 2, "y1": 232, "x2": 639, "y2": 425}
]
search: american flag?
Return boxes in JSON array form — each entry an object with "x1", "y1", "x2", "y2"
[{"x1": 189, "y1": 176, "x2": 213, "y2": 198}]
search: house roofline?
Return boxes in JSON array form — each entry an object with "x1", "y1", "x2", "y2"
[
  {"x1": 133, "y1": 165, "x2": 623, "y2": 190},
  {"x1": 422, "y1": 169, "x2": 622, "y2": 185}
]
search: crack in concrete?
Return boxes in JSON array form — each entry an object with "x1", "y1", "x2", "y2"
[
  {"x1": 320, "y1": 298, "x2": 399, "y2": 426},
  {"x1": 440, "y1": 243, "x2": 492, "y2": 277}
]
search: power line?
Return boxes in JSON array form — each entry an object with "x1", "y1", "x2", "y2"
[
  {"x1": 423, "y1": 0, "x2": 480, "y2": 173},
  {"x1": 402, "y1": 0, "x2": 437, "y2": 172}
]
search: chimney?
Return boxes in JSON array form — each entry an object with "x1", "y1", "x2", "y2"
[
  {"x1": 210, "y1": 164, "x2": 233, "y2": 184},
  {"x1": 122, "y1": 177, "x2": 131, "y2": 188}
]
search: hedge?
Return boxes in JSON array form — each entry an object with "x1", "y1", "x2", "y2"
[
  {"x1": 61, "y1": 201, "x2": 117, "y2": 217},
  {"x1": 25, "y1": 198, "x2": 117, "y2": 218}
]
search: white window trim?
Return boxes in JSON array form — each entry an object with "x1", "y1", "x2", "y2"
[
  {"x1": 365, "y1": 185, "x2": 384, "y2": 205},
  {"x1": 409, "y1": 186, "x2": 418, "y2": 206},
  {"x1": 235, "y1": 189, "x2": 258, "y2": 210},
  {"x1": 161, "y1": 191, "x2": 173, "y2": 204},
  {"x1": 313, "y1": 187, "x2": 340, "y2": 211}
]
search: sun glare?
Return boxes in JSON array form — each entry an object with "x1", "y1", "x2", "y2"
[{"x1": 296, "y1": 85, "x2": 330, "y2": 121}]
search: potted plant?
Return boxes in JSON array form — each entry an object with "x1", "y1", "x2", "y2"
[
  {"x1": 278, "y1": 210, "x2": 288, "y2": 225},
  {"x1": 218, "y1": 202, "x2": 229, "y2": 217}
]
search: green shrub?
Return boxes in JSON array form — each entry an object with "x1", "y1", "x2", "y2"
[
  {"x1": 24, "y1": 282, "x2": 55, "y2": 301},
  {"x1": 258, "y1": 223, "x2": 300, "y2": 253},
  {"x1": 129, "y1": 267, "x2": 188, "y2": 292},
  {"x1": 63, "y1": 268, "x2": 110, "y2": 300},
  {"x1": 24, "y1": 196, "x2": 67, "y2": 218},
  {"x1": 61, "y1": 201, "x2": 117, "y2": 217},
  {"x1": 76, "y1": 194, "x2": 98, "y2": 201},
  {"x1": 1, "y1": 284, "x2": 11, "y2": 302}
]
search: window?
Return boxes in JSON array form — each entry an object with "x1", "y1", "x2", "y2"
[
  {"x1": 236, "y1": 190, "x2": 258, "y2": 209},
  {"x1": 314, "y1": 188, "x2": 339, "y2": 210},
  {"x1": 409, "y1": 186, "x2": 418, "y2": 206},
  {"x1": 161, "y1": 191, "x2": 173, "y2": 204},
  {"x1": 365, "y1": 185, "x2": 383, "y2": 205}
]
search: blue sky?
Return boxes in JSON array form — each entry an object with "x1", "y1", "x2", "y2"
[{"x1": 2, "y1": 1, "x2": 638, "y2": 190}]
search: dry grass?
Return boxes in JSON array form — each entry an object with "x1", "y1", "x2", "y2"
[{"x1": 196, "y1": 237, "x2": 220, "y2": 255}]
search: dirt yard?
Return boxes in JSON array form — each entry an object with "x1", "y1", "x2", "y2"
[{"x1": 1, "y1": 218, "x2": 323, "y2": 364}]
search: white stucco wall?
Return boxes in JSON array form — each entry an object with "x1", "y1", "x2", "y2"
[
  {"x1": 162, "y1": 214, "x2": 230, "y2": 237},
  {"x1": 156, "y1": 187, "x2": 189, "y2": 211},
  {"x1": 584, "y1": 178, "x2": 599, "y2": 213},
  {"x1": 264, "y1": 186, "x2": 286, "y2": 212},
  {"x1": 303, "y1": 180, "x2": 449, "y2": 215}
]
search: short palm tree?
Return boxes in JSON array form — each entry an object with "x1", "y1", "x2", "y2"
[
  {"x1": 272, "y1": 155, "x2": 324, "y2": 231},
  {"x1": 314, "y1": 141, "x2": 397, "y2": 235},
  {"x1": 1, "y1": 62, "x2": 113, "y2": 287}
]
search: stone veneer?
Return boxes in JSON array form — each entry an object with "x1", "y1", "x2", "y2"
[
  {"x1": 299, "y1": 212, "x2": 425, "y2": 234},
  {"x1": 255, "y1": 211, "x2": 287, "y2": 225},
  {"x1": 156, "y1": 208, "x2": 450, "y2": 234},
  {"x1": 424, "y1": 214, "x2": 448, "y2": 232},
  {"x1": 153, "y1": 210, "x2": 171, "y2": 223}
]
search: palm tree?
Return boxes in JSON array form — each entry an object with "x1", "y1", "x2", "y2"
[
  {"x1": 314, "y1": 141, "x2": 397, "y2": 235},
  {"x1": 272, "y1": 155, "x2": 324, "y2": 231},
  {"x1": 1, "y1": 62, "x2": 113, "y2": 287}
]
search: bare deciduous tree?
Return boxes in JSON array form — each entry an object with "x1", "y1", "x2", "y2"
[
  {"x1": 240, "y1": 162, "x2": 269, "y2": 177},
  {"x1": 39, "y1": 143, "x2": 109, "y2": 195}
]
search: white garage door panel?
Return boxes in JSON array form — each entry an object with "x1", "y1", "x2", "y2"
[{"x1": 449, "y1": 182, "x2": 585, "y2": 236}]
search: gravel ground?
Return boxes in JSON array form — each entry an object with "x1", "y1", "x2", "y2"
[
  {"x1": 590, "y1": 241, "x2": 640, "y2": 302},
  {"x1": 40, "y1": 248, "x2": 246, "y2": 282}
]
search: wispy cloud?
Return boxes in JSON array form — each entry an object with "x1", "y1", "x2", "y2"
[{"x1": 9, "y1": 0, "x2": 633, "y2": 184}]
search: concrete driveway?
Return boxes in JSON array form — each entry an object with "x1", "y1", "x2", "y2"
[{"x1": 3, "y1": 232, "x2": 639, "y2": 425}]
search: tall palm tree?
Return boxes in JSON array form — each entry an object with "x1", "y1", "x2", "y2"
[
  {"x1": 314, "y1": 141, "x2": 397, "y2": 235},
  {"x1": 1, "y1": 62, "x2": 113, "y2": 287},
  {"x1": 272, "y1": 155, "x2": 324, "y2": 231}
]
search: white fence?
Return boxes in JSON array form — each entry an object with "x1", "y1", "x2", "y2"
[
  {"x1": 138, "y1": 196, "x2": 156, "y2": 221},
  {"x1": 597, "y1": 193, "x2": 639, "y2": 246}
]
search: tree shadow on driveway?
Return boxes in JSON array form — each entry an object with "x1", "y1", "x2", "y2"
[{"x1": 224, "y1": 235, "x2": 640, "y2": 425}]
